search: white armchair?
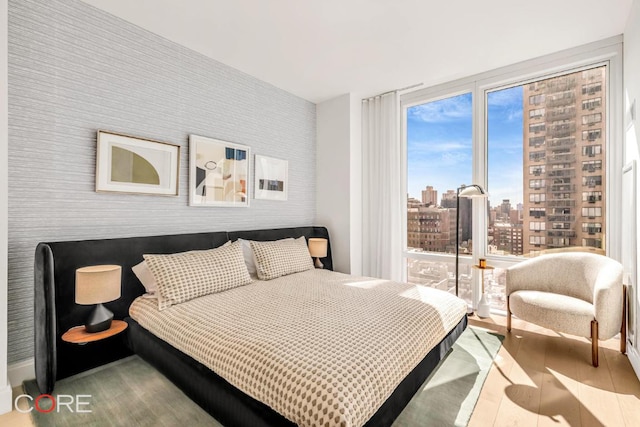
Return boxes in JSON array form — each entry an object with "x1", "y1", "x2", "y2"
[{"x1": 506, "y1": 252, "x2": 625, "y2": 367}]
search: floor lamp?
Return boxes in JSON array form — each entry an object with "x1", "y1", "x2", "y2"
[{"x1": 455, "y1": 184, "x2": 488, "y2": 313}]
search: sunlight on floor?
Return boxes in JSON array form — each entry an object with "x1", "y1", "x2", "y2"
[{"x1": 468, "y1": 314, "x2": 640, "y2": 427}]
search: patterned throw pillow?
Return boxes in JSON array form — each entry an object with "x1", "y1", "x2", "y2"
[
  {"x1": 143, "y1": 241, "x2": 252, "y2": 310},
  {"x1": 250, "y1": 236, "x2": 314, "y2": 280},
  {"x1": 237, "y1": 237, "x2": 294, "y2": 276}
]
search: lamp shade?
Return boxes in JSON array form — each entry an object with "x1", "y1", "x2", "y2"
[
  {"x1": 308, "y1": 238, "x2": 328, "y2": 258},
  {"x1": 458, "y1": 184, "x2": 488, "y2": 198},
  {"x1": 75, "y1": 265, "x2": 122, "y2": 305}
]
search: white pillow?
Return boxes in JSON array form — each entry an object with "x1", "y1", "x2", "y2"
[
  {"x1": 237, "y1": 238, "x2": 258, "y2": 276},
  {"x1": 132, "y1": 261, "x2": 157, "y2": 295}
]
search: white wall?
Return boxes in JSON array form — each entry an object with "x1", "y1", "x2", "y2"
[
  {"x1": 623, "y1": 0, "x2": 640, "y2": 379},
  {"x1": 0, "y1": 0, "x2": 11, "y2": 415},
  {"x1": 317, "y1": 95, "x2": 351, "y2": 273},
  {"x1": 349, "y1": 95, "x2": 362, "y2": 276},
  {"x1": 316, "y1": 94, "x2": 362, "y2": 274}
]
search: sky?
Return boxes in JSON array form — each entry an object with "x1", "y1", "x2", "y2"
[{"x1": 407, "y1": 86, "x2": 524, "y2": 207}]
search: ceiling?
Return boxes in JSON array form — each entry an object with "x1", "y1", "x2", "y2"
[{"x1": 80, "y1": 0, "x2": 633, "y2": 104}]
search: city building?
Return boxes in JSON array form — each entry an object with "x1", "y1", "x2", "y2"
[
  {"x1": 439, "y1": 190, "x2": 474, "y2": 243},
  {"x1": 522, "y1": 68, "x2": 606, "y2": 255},
  {"x1": 407, "y1": 204, "x2": 456, "y2": 253},
  {"x1": 491, "y1": 222, "x2": 524, "y2": 255},
  {"x1": 421, "y1": 185, "x2": 438, "y2": 206},
  {"x1": 497, "y1": 199, "x2": 512, "y2": 222},
  {"x1": 407, "y1": 196, "x2": 422, "y2": 207},
  {"x1": 441, "y1": 189, "x2": 456, "y2": 207}
]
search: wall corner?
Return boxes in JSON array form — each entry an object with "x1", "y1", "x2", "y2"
[
  {"x1": 317, "y1": 94, "x2": 362, "y2": 274},
  {"x1": 1, "y1": 0, "x2": 11, "y2": 414}
]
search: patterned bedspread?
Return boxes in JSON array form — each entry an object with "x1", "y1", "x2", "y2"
[{"x1": 129, "y1": 269, "x2": 467, "y2": 427}]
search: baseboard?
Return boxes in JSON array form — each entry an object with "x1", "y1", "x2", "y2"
[
  {"x1": 628, "y1": 342, "x2": 640, "y2": 381},
  {"x1": 0, "y1": 382, "x2": 11, "y2": 415},
  {"x1": 8, "y1": 358, "x2": 34, "y2": 388}
]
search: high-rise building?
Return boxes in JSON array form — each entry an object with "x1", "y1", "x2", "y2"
[
  {"x1": 522, "y1": 67, "x2": 606, "y2": 254},
  {"x1": 497, "y1": 199, "x2": 512, "y2": 222},
  {"x1": 421, "y1": 186, "x2": 438, "y2": 206},
  {"x1": 440, "y1": 189, "x2": 473, "y2": 243}
]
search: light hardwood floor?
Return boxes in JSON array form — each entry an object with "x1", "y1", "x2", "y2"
[
  {"x1": 468, "y1": 314, "x2": 640, "y2": 427},
  {"x1": 2, "y1": 314, "x2": 639, "y2": 426}
]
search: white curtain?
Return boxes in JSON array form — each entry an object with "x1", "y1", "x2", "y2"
[{"x1": 361, "y1": 92, "x2": 403, "y2": 281}]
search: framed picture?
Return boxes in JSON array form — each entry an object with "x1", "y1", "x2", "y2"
[
  {"x1": 189, "y1": 135, "x2": 250, "y2": 207},
  {"x1": 96, "y1": 131, "x2": 180, "y2": 196},
  {"x1": 254, "y1": 155, "x2": 288, "y2": 201}
]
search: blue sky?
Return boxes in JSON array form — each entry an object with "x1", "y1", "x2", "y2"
[{"x1": 407, "y1": 87, "x2": 524, "y2": 207}]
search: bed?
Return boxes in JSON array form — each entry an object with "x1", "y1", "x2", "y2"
[{"x1": 34, "y1": 226, "x2": 467, "y2": 427}]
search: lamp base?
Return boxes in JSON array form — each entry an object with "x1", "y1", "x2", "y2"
[
  {"x1": 85, "y1": 303, "x2": 114, "y2": 333},
  {"x1": 477, "y1": 293, "x2": 491, "y2": 318},
  {"x1": 314, "y1": 257, "x2": 324, "y2": 269}
]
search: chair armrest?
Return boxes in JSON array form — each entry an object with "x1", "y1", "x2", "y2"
[
  {"x1": 593, "y1": 262, "x2": 623, "y2": 340},
  {"x1": 506, "y1": 262, "x2": 529, "y2": 295}
]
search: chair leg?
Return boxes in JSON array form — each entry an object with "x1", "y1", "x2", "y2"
[
  {"x1": 621, "y1": 286, "x2": 627, "y2": 354},
  {"x1": 507, "y1": 296, "x2": 511, "y2": 332},
  {"x1": 591, "y1": 320, "x2": 599, "y2": 367}
]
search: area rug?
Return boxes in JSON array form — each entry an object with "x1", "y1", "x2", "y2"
[
  {"x1": 393, "y1": 325, "x2": 504, "y2": 426},
  {"x1": 23, "y1": 357, "x2": 219, "y2": 427},
  {"x1": 24, "y1": 326, "x2": 503, "y2": 427}
]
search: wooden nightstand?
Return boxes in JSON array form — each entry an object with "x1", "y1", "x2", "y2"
[{"x1": 62, "y1": 320, "x2": 128, "y2": 344}]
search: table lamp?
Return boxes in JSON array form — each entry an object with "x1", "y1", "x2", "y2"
[
  {"x1": 308, "y1": 238, "x2": 328, "y2": 269},
  {"x1": 75, "y1": 265, "x2": 122, "y2": 333}
]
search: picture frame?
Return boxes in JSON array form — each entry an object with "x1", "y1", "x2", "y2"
[
  {"x1": 189, "y1": 135, "x2": 250, "y2": 207},
  {"x1": 254, "y1": 155, "x2": 288, "y2": 201},
  {"x1": 96, "y1": 131, "x2": 180, "y2": 196}
]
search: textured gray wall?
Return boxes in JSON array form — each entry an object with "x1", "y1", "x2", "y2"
[{"x1": 7, "y1": 0, "x2": 316, "y2": 363}]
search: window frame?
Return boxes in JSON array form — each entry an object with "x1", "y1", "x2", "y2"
[{"x1": 400, "y1": 37, "x2": 623, "y2": 311}]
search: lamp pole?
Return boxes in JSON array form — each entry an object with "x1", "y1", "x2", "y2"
[
  {"x1": 454, "y1": 184, "x2": 487, "y2": 307},
  {"x1": 455, "y1": 187, "x2": 461, "y2": 298}
]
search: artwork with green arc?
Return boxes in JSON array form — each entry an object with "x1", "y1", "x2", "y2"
[{"x1": 111, "y1": 146, "x2": 160, "y2": 185}]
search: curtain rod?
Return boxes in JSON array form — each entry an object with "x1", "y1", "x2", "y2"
[{"x1": 365, "y1": 82, "x2": 423, "y2": 100}]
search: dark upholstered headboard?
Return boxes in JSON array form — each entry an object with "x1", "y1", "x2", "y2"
[{"x1": 35, "y1": 226, "x2": 332, "y2": 393}]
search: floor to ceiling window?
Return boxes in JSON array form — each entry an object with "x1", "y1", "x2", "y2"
[
  {"x1": 402, "y1": 40, "x2": 621, "y2": 312},
  {"x1": 484, "y1": 66, "x2": 608, "y2": 310},
  {"x1": 406, "y1": 92, "x2": 473, "y2": 304}
]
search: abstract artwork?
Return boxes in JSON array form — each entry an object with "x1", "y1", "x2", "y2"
[
  {"x1": 189, "y1": 135, "x2": 250, "y2": 207},
  {"x1": 96, "y1": 131, "x2": 180, "y2": 196},
  {"x1": 254, "y1": 155, "x2": 288, "y2": 201}
]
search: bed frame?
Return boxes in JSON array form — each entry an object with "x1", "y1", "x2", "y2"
[{"x1": 34, "y1": 225, "x2": 466, "y2": 426}]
